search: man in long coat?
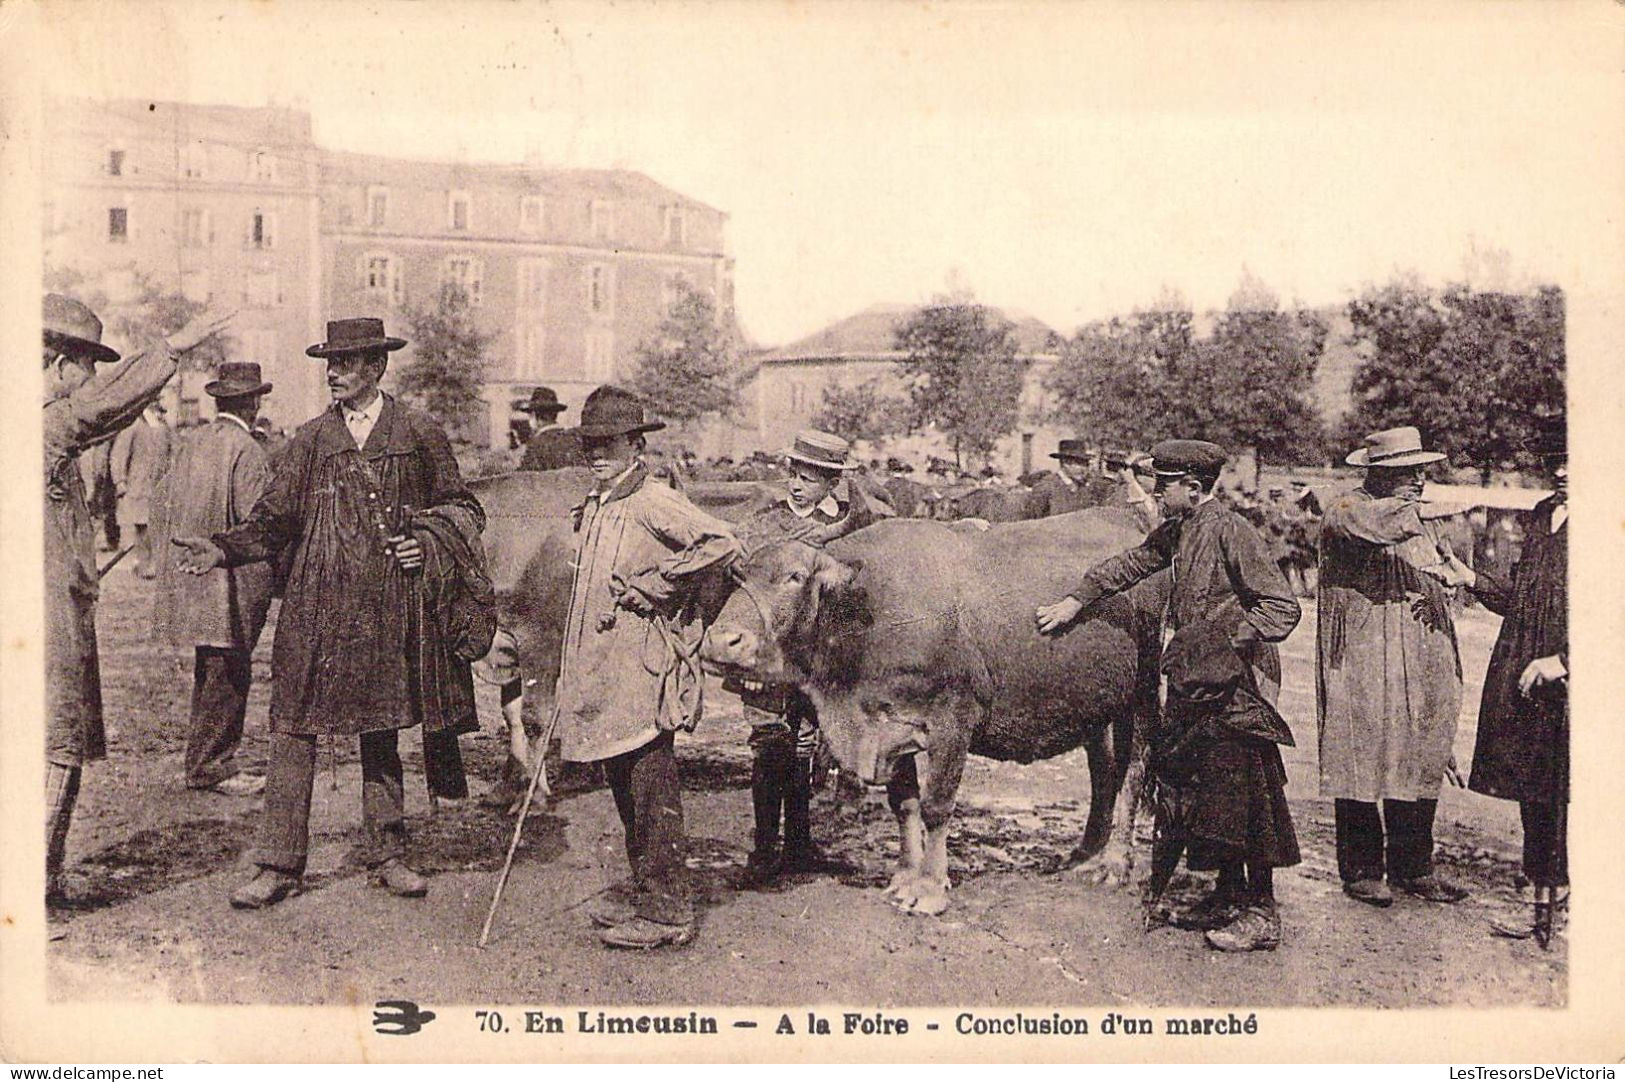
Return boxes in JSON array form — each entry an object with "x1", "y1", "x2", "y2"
[
  {"x1": 517, "y1": 386, "x2": 580, "y2": 471},
  {"x1": 175, "y1": 318, "x2": 488, "y2": 909},
  {"x1": 1316, "y1": 426, "x2": 1468, "y2": 908},
  {"x1": 111, "y1": 401, "x2": 173, "y2": 578},
  {"x1": 1026, "y1": 439, "x2": 1118, "y2": 518},
  {"x1": 1453, "y1": 417, "x2": 1568, "y2": 939},
  {"x1": 44, "y1": 294, "x2": 229, "y2": 905},
  {"x1": 153, "y1": 362, "x2": 277, "y2": 796},
  {"x1": 1037, "y1": 439, "x2": 1302, "y2": 952},
  {"x1": 554, "y1": 386, "x2": 740, "y2": 949}
]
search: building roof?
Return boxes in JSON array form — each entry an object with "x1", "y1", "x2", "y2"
[{"x1": 762, "y1": 303, "x2": 1059, "y2": 364}]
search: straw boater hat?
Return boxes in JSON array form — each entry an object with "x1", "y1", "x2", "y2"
[
  {"x1": 43, "y1": 293, "x2": 121, "y2": 364},
  {"x1": 780, "y1": 429, "x2": 861, "y2": 472},
  {"x1": 305, "y1": 317, "x2": 407, "y2": 358},
  {"x1": 205, "y1": 361, "x2": 273, "y2": 399},
  {"x1": 513, "y1": 386, "x2": 567, "y2": 417},
  {"x1": 573, "y1": 385, "x2": 666, "y2": 439},
  {"x1": 1345, "y1": 426, "x2": 1446, "y2": 468}
]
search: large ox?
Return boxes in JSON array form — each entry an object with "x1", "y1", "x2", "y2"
[
  {"x1": 700, "y1": 509, "x2": 1168, "y2": 915},
  {"x1": 929, "y1": 483, "x2": 1035, "y2": 523}
]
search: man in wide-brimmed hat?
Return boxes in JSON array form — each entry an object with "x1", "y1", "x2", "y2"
[
  {"x1": 553, "y1": 385, "x2": 741, "y2": 948},
  {"x1": 732, "y1": 430, "x2": 886, "y2": 887},
  {"x1": 1036, "y1": 439, "x2": 1303, "y2": 953},
  {"x1": 175, "y1": 317, "x2": 493, "y2": 909},
  {"x1": 154, "y1": 362, "x2": 277, "y2": 798},
  {"x1": 44, "y1": 293, "x2": 233, "y2": 908},
  {"x1": 1027, "y1": 439, "x2": 1119, "y2": 519},
  {"x1": 515, "y1": 385, "x2": 581, "y2": 472},
  {"x1": 1317, "y1": 426, "x2": 1469, "y2": 910},
  {"x1": 1445, "y1": 415, "x2": 1569, "y2": 941}
]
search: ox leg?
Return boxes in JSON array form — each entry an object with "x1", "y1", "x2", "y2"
[
  {"x1": 883, "y1": 754, "x2": 926, "y2": 899},
  {"x1": 888, "y1": 715, "x2": 969, "y2": 917},
  {"x1": 1067, "y1": 709, "x2": 1147, "y2": 888}
]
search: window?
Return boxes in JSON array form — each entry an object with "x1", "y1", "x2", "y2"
[
  {"x1": 517, "y1": 258, "x2": 549, "y2": 311},
  {"x1": 589, "y1": 199, "x2": 615, "y2": 241},
  {"x1": 584, "y1": 328, "x2": 615, "y2": 381},
  {"x1": 181, "y1": 207, "x2": 212, "y2": 248},
  {"x1": 448, "y1": 190, "x2": 472, "y2": 231},
  {"x1": 108, "y1": 207, "x2": 128, "y2": 243},
  {"x1": 181, "y1": 268, "x2": 210, "y2": 303},
  {"x1": 250, "y1": 148, "x2": 277, "y2": 182},
  {"x1": 442, "y1": 255, "x2": 484, "y2": 305},
  {"x1": 519, "y1": 195, "x2": 544, "y2": 234},
  {"x1": 662, "y1": 205, "x2": 685, "y2": 247},
  {"x1": 515, "y1": 322, "x2": 546, "y2": 380},
  {"x1": 367, "y1": 186, "x2": 389, "y2": 228},
  {"x1": 245, "y1": 270, "x2": 281, "y2": 308},
  {"x1": 248, "y1": 210, "x2": 278, "y2": 250},
  {"x1": 107, "y1": 149, "x2": 124, "y2": 176},
  {"x1": 182, "y1": 142, "x2": 207, "y2": 179},
  {"x1": 585, "y1": 263, "x2": 614, "y2": 318},
  {"x1": 362, "y1": 253, "x2": 403, "y2": 305}
]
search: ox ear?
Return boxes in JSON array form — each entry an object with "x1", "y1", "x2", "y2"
[{"x1": 812, "y1": 551, "x2": 861, "y2": 593}]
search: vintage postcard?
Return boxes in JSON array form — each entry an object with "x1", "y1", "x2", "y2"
[{"x1": 2, "y1": 0, "x2": 1623, "y2": 1064}]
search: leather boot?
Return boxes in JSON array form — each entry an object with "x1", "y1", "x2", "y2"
[
  {"x1": 782, "y1": 756, "x2": 841, "y2": 873},
  {"x1": 741, "y1": 744, "x2": 790, "y2": 886}
]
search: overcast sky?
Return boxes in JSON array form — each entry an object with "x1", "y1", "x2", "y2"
[{"x1": 37, "y1": 0, "x2": 1616, "y2": 346}]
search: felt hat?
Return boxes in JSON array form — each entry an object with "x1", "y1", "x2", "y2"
[
  {"x1": 305, "y1": 317, "x2": 407, "y2": 358},
  {"x1": 1149, "y1": 439, "x2": 1227, "y2": 478},
  {"x1": 513, "y1": 386, "x2": 567, "y2": 416},
  {"x1": 1345, "y1": 426, "x2": 1446, "y2": 468},
  {"x1": 574, "y1": 385, "x2": 666, "y2": 439},
  {"x1": 781, "y1": 429, "x2": 861, "y2": 472},
  {"x1": 1049, "y1": 438, "x2": 1092, "y2": 462},
  {"x1": 204, "y1": 361, "x2": 273, "y2": 399},
  {"x1": 43, "y1": 293, "x2": 121, "y2": 364}
]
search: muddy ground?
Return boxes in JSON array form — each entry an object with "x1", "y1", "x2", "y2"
[{"x1": 47, "y1": 565, "x2": 1565, "y2": 1008}]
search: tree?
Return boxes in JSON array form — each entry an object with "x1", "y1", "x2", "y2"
[
  {"x1": 893, "y1": 298, "x2": 1030, "y2": 467},
  {"x1": 628, "y1": 279, "x2": 741, "y2": 432},
  {"x1": 811, "y1": 376, "x2": 913, "y2": 444},
  {"x1": 397, "y1": 282, "x2": 496, "y2": 442},
  {"x1": 1201, "y1": 273, "x2": 1328, "y2": 463},
  {"x1": 1045, "y1": 295, "x2": 1199, "y2": 452}
]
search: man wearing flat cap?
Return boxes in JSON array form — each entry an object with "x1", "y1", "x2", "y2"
[
  {"x1": 175, "y1": 317, "x2": 492, "y2": 909},
  {"x1": 516, "y1": 386, "x2": 581, "y2": 472},
  {"x1": 1037, "y1": 439, "x2": 1303, "y2": 952},
  {"x1": 553, "y1": 385, "x2": 741, "y2": 949},
  {"x1": 1316, "y1": 426, "x2": 1469, "y2": 910},
  {"x1": 153, "y1": 362, "x2": 277, "y2": 797},
  {"x1": 43, "y1": 293, "x2": 232, "y2": 907}
]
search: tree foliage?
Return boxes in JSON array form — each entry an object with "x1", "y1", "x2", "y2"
[
  {"x1": 397, "y1": 282, "x2": 496, "y2": 441},
  {"x1": 1342, "y1": 279, "x2": 1564, "y2": 477},
  {"x1": 811, "y1": 376, "x2": 913, "y2": 445},
  {"x1": 628, "y1": 279, "x2": 742, "y2": 429},
  {"x1": 893, "y1": 299, "x2": 1030, "y2": 466}
]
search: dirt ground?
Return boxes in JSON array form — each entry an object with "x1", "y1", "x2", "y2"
[{"x1": 47, "y1": 564, "x2": 1566, "y2": 1008}]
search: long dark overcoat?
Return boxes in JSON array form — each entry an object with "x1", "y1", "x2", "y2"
[
  {"x1": 1469, "y1": 496, "x2": 1567, "y2": 804},
  {"x1": 213, "y1": 394, "x2": 483, "y2": 737}
]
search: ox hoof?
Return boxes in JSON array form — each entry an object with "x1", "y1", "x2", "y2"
[
  {"x1": 882, "y1": 874, "x2": 952, "y2": 916},
  {"x1": 1065, "y1": 846, "x2": 1135, "y2": 888}
]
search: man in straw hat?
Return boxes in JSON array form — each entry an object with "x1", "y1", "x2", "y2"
[
  {"x1": 175, "y1": 317, "x2": 491, "y2": 909},
  {"x1": 516, "y1": 386, "x2": 581, "y2": 472},
  {"x1": 1446, "y1": 415, "x2": 1568, "y2": 941},
  {"x1": 1037, "y1": 439, "x2": 1303, "y2": 952},
  {"x1": 44, "y1": 293, "x2": 233, "y2": 907},
  {"x1": 153, "y1": 362, "x2": 277, "y2": 798},
  {"x1": 1317, "y1": 426, "x2": 1470, "y2": 909},
  {"x1": 732, "y1": 429, "x2": 885, "y2": 887},
  {"x1": 554, "y1": 385, "x2": 741, "y2": 949}
]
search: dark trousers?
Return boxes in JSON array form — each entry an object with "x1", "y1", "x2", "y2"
[
  {"x1": 1520, "y1": 800, "x2": 1568, "y2": 888},
  {"x1": 185, "y1": 647, "x2": 253, "y2": 789},
  {"x1": 251, "y1": 730, "x2": 406, "y2": 876},
  {"x1": 422, "y1": 729, "x2": 468, "y2": 799},
  {"x1": 1334, "y1": 798, "x2": 1438, "y2": 883},
  {"x1": 604, "y1": 731, "x2": 691, "y2": 926}
]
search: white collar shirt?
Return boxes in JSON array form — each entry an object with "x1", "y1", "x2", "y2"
[
  {"x1": 216, "y1": 412, "x2": 253, "y2": 435},
  {"x1": 344, "y1": 393, "x2": 384, "y2": 449}
]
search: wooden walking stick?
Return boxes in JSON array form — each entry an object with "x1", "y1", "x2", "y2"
[{"x1": 478, "y1": 708, "x2": 559, "y2": 949}]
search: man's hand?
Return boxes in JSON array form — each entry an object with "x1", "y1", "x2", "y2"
[
  {"x1": 165, "y1": 306, "x2": 237, "y2": 355},
  {"x1": 1036, "y1": 596, "x2": 1084, "y2": 636},
  {"x1": 388, "y1": 534, "x2": 424, "y2": 572},
  {"x1": 172, "y1": 536, "x2": 224, "y2": 575},
  {"x1": 1518, "y1": 655, "x2": 1567, "y2": 697}
]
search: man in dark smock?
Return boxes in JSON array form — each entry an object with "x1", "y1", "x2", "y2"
[
  {"x1": 516, "y1": 386, "x2": 581, "y2": 471},
  {"x1": 1037, "y1": 439, "x2": 1302, "y2": 952},
  {"x1": 176, "y1": 318, "x2": 486, "y2": 909}
]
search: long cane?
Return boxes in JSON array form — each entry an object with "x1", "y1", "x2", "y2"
[{"x1": 478, "y1": 708, "x2": 559, "y2": 949}]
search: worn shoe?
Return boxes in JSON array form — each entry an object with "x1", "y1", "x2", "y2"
[
  {"x1": 1342, "y1": 878, "x2": 1394, "y2": 908},
  {"x1": 780, "y1": 843, "x2": 851, "y2": 875},
  {"x1": 230, "y1": 869, "x2": 299, "y2": 910},
  {"x1": 586, "y1": 888, "x2": 639, "y2": 929},
  {"x1": 370, "y1": 858, "x2": 429, "y2": 898},
  {"x1": 207, "y1": 774, "x2": 266, "y2": 797},
  {"x1": 599, "y1": 917, "x2": 695, "y2": 950},
  {"x1": 1394, "y1": 875, "x2": 1469, "y2": 904},
  {"x1": 1204, "y1": 905, "x2": 1282, "y2": 952},
  {"x1": 1172, "y1": 888, "x2": 1247, "y2": 931},
  {"x1": 738, "y1": 847, "x2": 782, "y2": 888}
]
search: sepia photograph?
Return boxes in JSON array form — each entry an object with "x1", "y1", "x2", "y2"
[{"x1": 3, "y1": 0, "x2": 1623, "y2": 1065}]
